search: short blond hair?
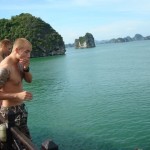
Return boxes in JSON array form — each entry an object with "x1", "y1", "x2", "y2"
[{"x1": 13, "y1": 38, "x2": 32, "y2": 50}]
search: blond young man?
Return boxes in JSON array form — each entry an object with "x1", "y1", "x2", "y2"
[
  {"x1": 0, "y1": 39, "x2": 12, "y2": 62},
  {"x1": 0, "y1": 38, "x2": 33, "y2": 140}
]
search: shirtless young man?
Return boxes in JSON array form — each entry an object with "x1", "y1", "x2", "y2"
[
  {"x1": 0, "y1": 39, "x2": 12, "y2": 62},
  {"x1": 0, "y1": 38, "x2": 33, "y2": 139}
]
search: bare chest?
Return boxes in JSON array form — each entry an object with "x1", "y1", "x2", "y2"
[{"x1": 9, "y1": 66, "x2": 23, "y2": 86}]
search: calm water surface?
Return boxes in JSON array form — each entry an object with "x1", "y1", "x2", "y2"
[{"x1": 24, "y1": 40, "x2": 150, "y2": 150}]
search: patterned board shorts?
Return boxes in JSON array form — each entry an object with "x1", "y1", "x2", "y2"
[{"x1": 0, "y1": 103, "x2": 31, "y2": 139}]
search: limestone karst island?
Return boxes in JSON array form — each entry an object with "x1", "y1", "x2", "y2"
[
  {"x1": 0, "y1": 13, "x2": 66, "y2": 58},
  {"x1": 75, "y1": 33, "x2": 96, "y2": 49}
]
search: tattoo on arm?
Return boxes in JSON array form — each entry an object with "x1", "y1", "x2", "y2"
[{"x1": 0, "y1": 68, "x2": 10, "y2": 88}]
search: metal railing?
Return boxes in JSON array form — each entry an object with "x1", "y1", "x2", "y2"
[{"x1": 0, "y1": 113, "x2": 58, "y2": 150}]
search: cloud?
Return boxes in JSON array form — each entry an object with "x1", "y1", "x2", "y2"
[
  {"x1": 67, "y1": 0, "x2": 121, "y2": 8},
  {"x1": 1, "y1": 0, "x2": 150, "y2": 13}
]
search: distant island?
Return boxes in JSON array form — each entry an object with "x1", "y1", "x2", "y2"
[
  {"x1": 74, "y1": 33, "x2": 96, "y2": 49},
  {"x1": 66, "y1": 33, "x2": 150, "y2": 48},
  {"x1": 96, "y1": 34, "x2": 150, "y2": 44}
]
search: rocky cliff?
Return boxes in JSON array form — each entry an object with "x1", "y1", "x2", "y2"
[{"x1": 75, "y1": 33, "x2": 95, "y2": 49}]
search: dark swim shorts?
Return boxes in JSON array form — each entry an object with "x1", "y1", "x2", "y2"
[{"x1": 0, "y1": 103, "x2": 31, "y2": 139}]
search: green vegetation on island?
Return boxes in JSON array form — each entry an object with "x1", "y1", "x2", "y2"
[{"x1": 0, "y1": 13, "x2": 66, "y2": 57}]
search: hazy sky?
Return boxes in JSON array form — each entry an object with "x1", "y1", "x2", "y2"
[{"x1": 0, "y1": 0, "x2": 150, "y2": 44}]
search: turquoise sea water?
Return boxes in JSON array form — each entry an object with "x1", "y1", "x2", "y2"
[{"x1": 24, "y1": 40, "x2": 150, "y2": 150}]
